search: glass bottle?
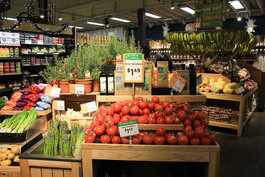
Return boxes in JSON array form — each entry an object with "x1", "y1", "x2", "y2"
[
  {"x1": 107, "y1": 65, "x2": 114, "y2": 95},
  {"x1": 100, "y1": 65, "x2": 107, "y2": 95},
  {"x1": 189, "y1": 64, "x2": 196, "y2": 95}
]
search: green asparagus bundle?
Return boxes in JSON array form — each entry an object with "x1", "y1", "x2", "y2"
[
  {"x1": 71, "y1": 125, "x2": 78, "y2": 150},
  {"x1": 73, "y1": 126, "x2": 86, "y2": 157},
  {"x1": 0, "y1": 118, "x2": 10, "y2": 129},
  {"x1": 50, "y1": 120, "x2": 59, "y2": 155},
  {"x1": 44, "y1": 129, "x2": 55, "y2": 156},
  {"x1": 59, "y1": 121, "x2": 68, "y2": 154},
  {"x1": 60, "y1": 127, "x2": 69, "y2": 155},
  {"x1": 62, "y1": 133, "x2": 72, "y2": 157}
]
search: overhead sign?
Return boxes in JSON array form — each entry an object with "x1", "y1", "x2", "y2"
[{"x1": 123, "y1": 53, "x2": 144, "y2": 83}]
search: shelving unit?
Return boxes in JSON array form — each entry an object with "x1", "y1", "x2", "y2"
[
  {"x1": 0, "y1": 72, "x2": 22, "y2": 76},
  {"x1": 0, "y1": 57, "x2": 22, "y2": 60}
]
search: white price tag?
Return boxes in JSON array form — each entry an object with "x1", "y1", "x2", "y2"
[
  {"x1": 123, "y1": 53, "x2": 144, "y2": 83},
  {"x1": 235, "y1": 86, "x2": 245, "y2": 94},
  {"x1": 118, "y1": 120, "x2": 139, "y2": 138},
  {"x1": 37, "y1": 40, "x2": 43, "y2": 45},
  {"x1": 55, "y1": 100, "x2": 65, "y2": 110},
  {"x1": 173, "y1": 79, "x2": 185, "y2": 93},
  {"x1": 75, "y1": 84, "x2": 84, "y2": 95},
  {"x1": 211, "y1": 85, "x2": 216, "y2": 92},
  {"x1": 81, "y1": 101, "x2": 97, "y2": 113},
  {"x1": 25, "y1": 40, "x2": 32, "y2": 44},
  {"x1": 50, "y1": 87, "x2": 61, "y2": 98}
]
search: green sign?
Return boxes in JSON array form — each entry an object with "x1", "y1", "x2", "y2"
[
  {"x1": 118, "y1": 120, "x2": 137, "y2": 127},
  {"x1": 196, "y1": 2, "x2": 223, "y2": 28},
  {"x1": 124, "y1": 53, "x2": 142, "y2": 60}
]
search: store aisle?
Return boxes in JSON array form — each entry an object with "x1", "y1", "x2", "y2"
[{"x1": 216, "y1": 112, "x2": 265, "y2": 177}]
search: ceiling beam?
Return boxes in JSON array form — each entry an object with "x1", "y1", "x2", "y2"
[
  {"x1": 240, "y1": 0, "x2": 252, "y2": 10},
  {"x1": 256, "y1": 0, "x2": 264, "y2": 13}
]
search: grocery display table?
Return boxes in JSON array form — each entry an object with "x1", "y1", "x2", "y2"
[{"x1": 82, "y1": 143, "x2": 220, "y2": 177}]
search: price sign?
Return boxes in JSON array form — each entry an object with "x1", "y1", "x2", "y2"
[
  {"x1": 37, "y1": 40, "x2": 43, "y2": 45},
  {"x1": 118, "y1": 120, "x2": 139, "y2": 138},
  {"x1": 171, "y1": 72, "x2": 187, "y2": 93},
  {"x1": 235, "y1": 86, "x2": 245, "y2": 94},
  {"x1": 211, "y1": 85, "x2": 216, "y2": 92},
  {"x1": 123, "y1": 53, "x2": 144, "y2": 83},
  {"x1": 70, "y1": 84, "x2": 85, "y2": 95},
  {"x1": 53, "y1": 100, "x2": 65, "y2": 110},
  {"x1": 81, "y1": 101, "x2": 97, "y2": 113},
  {"x1": 45, "y1": 87, "x2": 61, "y2": 98},
  {"x1": 25, "y1": 40, "x2": 32, "y2": 44}
]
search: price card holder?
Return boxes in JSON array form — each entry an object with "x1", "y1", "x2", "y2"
[
  {"x1": 25, "y1": 40, "x2": 32, "y2": 44},
  {"x1": 211, "y1": 85, "x2": 216, "y2": 92},
  {"x1": 235, "y1": 86, "x2": 245, "y2": 95},
  {"x1": 37, "y1": 40, "x2": 43, "y2": 45},
  {"x1": 45, "y1": 87, "x2": 61, "y2": 98},
  {"x1": 118, "y1": 120, "x2": 139, "y2": 138},
  {"x1": 70, "y1": 84, "x2": 85, "y2": 95},
  {"x1": 53, "y1": 100, "x2": 65, "y2": 110},
  {"x1": 170, "y1": 72, "x2": 187, "y2": 94},
  {"x1": 81, "y1": 101, "x2": 97, "y2": 113},
  {"x1": 123, "y1": 53, "x2": 144, "y2": 83}
]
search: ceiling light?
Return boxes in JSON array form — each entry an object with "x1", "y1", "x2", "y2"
[
  {"x1": 6, "y1": 17, "x2": 17, "y2": 21},
  {"x1": 69, "y1": 26, "x2": 84, "y2": 29},
  {"x1": 229, "y1": 0, "x2": 244, "y2": 10},
  {"x1": 40, "y1": 15, "x2": 44, "y2": 19},
  {"x1": 237, "y1": 15, "x2": 242, "y2": 21},
  {"x1": 110, "y1": 17, "x2": 130, "y2": 23},
  {"x1": 180, "y1": 7, "x2": 195, "y2": 15},
  {"x1": 145, "y1": 12, "x2": 161, "y2": 19},
  {"x1": 86, "y1": 21, "x2": 104, "y2": 26},
  {"x1": 170, "y1": 0, "x2": 175, "y2": 10},
  {"x1": 58, "y1": 17, "x2": 62, "y2": 21}
]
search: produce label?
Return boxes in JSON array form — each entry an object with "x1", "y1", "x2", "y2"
[
  {"x1": 81, "y1": 101, "x2": 97, "y2": 113},
  {"x1": 171, "y1": 72, "x2": 187, "y2": 93},
  {"x1": 37, "y1": 40, "x2": 43, "y2": 45},
  {"x1": 235, "y1": 86, "x2": 245, "y2": 94},
  {"x1": 70, "y1": 84, "x2": 85, "y2": 95},
  {"x1": 123, "y1": 53, "x2": 144, "y2": 83},
  {"x1": 118, "y1": 120, "x2": 139, "y2": 138},
  {"x1": 25, "y1": 40, "x2": 32, "y2": 44},
  {"x1": 211, "y1": 85, "x2": 216, "y2": 91},
  {"x1": 53, "y1": 100, "x2": 65, "y2": 110},
  {"x1": 45, "y1": 87, "x2": 61, "y2": 98}
]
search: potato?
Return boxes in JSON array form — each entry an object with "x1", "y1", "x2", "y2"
[
  {"x1": 1, "y1": 148, "x2": 8, "y2": 153},
  {"x1": 13, "y1": 156, "x2": 19, "y2": 163},
  {"x1": 7, "y1": 153, "x2": 15, "y2": 160},
  {"x1": 5, "y1": 150, "x2": 11, "y2": 155},
  {"x1": 0, "y1": 153, "x2": 7, "y2": 161},
  {"x1": 1, "y1": 160, "x2": 11, "y2": 166},
  {"x1": 11, "y1": 146, "x2": 19, "y2": 155}
]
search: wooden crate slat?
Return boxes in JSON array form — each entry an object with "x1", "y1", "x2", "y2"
[
  {"x1": 208, "y1": 121, "x2": 238, "y2": 130},
  {"x1": 30, "y1": 167, "x2": 42, "y2": 177},
  {"x1": 138, "y1": 124, "x2": 183, "y2": 131},
  {"x1": 28, "y1": 160, "x2": 72, "y2": 169},
  {"x1": 41, "y1": 168, "x2": 52, "y2": 177},
  {"x1": 0, "y1": 109, "x2": 51, "y2": 116},
  {"x1": 63, "y1": 169, "x2": 72, "y2": 177},
  {"x1": 52, "y1": 169, "x2": 64, "y2": 177}
]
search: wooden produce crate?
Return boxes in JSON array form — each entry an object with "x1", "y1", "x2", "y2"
[
  {"x1": 0, "y1": 109, "x2": 52, "y2": 120},
  {"x1": 82, "y1": 142, "x2": 220, "y2": 177},
  {"x1": 200, "y1": 86, "x2": 257, "y2": 136}
]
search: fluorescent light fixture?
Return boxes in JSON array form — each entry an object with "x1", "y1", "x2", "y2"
[
  {"x1": 110, "y1": 17, "x2": 130, "y2": 23},
  {"x1": 145, "y1": 12, "x2": 161, "y2": 19},
  {"x1": 40, "y1": 15, "x2": 44, "y2": 19},
  {"x1": 86, "y1": 21, "x2": 104, "y2": 26},
  {"x1": 229, "y1": 0, "x2": 244, "y2": 10},
  {"x1": 6, "y1": 17, "x2": 17, "y2": 21},
  {"x1": 180, "y1": 7, "x2": 195, "y2": 14},
  {"x1": 170, "y1": 1, "x2": 175, "y2": 10},
  {"x1": 69, "y1": 26, "x2": 84, "y2": 29}
]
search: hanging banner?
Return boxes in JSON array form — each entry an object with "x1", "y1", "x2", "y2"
[
  {"x1": 123, "y1": 53, "x2": 144, "y2": 83},
  {"x1": 195, "y1": 1, "x2": 223, "y2": 28}
]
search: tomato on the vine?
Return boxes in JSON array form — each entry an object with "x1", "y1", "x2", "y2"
[
  {"x1": 155, "y1": 105, "x2": 164, "y2": 112},
  {"x1": 178, "y1": 111, "x2": 187, "y2": 121},
  {"x1": 138, "y1": 116, "x2": 147, "y2": 124},
  {"x1": 143, "y1": 135, "x2": 154, "y2": 144},
  {"x1": 154, "y1": 136, "x2": 165, "y2": 145},
  {"x1": 94, "y1": 125, "x2": 105, "y2": 136},
  {"x1": 190, "y1": 137, "x2": 200, "y2": 145},
  {"x1": 113, "y1": 114, "x2": 120, "y2": 124},
  {"x1": 165, "y1": 116, "x2": 174, "y2": 124},
  {"x1": 106, "y1": 125, "x2": 117, "y2": 136},
  {"x1": 162, "y1": 101, "x2": 170, "y2": 109},
  {"x1": 148, "y1": 102, "x2": 156, "y2": 110},
  {"x1": 100, "y1": 135, "x2": 111, "y2": 144},
  {"x1": 121, "y1": 106, "x2": 130, "y2": 115},
  {"x1": 156, "y1": 117, "x2": 165, "y2": 124},
  {"x1": 120, "y1": 116, "x2": 130, "y2": 122},
  {"x1": 106, "y1": 107, "x2": 114, "y2": 116},
  {"x1": 131, "y1": 100, "x2": 139, "y2": 106},
  {"x1": 85, "y1": 135, "x2": 96, "y2": 143},
  {"x1": 152, "y1": 96, "x2": 160, "y2": 103},
  {"x1": 121, "y1": 137, "x2": 130, "y2": 144},
  {"x1": 113, "y1": 103, "x2": 122, "y2": 113},
  {"x1": 111, "y1": 136, "x2": 121, "y2": 144},
  {"x1": 132, "y1": 136, "x2": 142, "y2": 144},
  {"x1": 178, "y1": 135, "x2": 189, "y2": 145},
  {"x1": 130, "y1": 105, "x2": 139, "y2": 115},
  {"x1": 84, "y1": 128, "x2": 93, "y2": 135},
  {"x1": 164, "y1": 107, "x2": 173, "y2": 115},
  {"x1": 143, "y1": 108, "x2": 151, "y2": 115},
  {"x1": 147, "y1": 116, "x2": 156, "y2": 124},
  {"x1": 139, "y1": 100, "x2": 148, "y2": 109},
  {"x1": 156, "y1": 127, "x2": 166, "y2": 136},
  {"x1": 166, "y1": 133, "x2": 178, "y2": 145}
]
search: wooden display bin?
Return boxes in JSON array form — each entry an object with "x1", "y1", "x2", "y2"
[{"x1": 82, "y1": 143, "x2": 220, "y2": 177}]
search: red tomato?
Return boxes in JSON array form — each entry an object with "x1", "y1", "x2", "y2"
[
  {"x1": 121, "y1": 137, "x2": 129, "y2": 144},
  {"x1": 136, "y1": 96, "x2": 143, "y2": 101},
  {"x1": 203, "y1": 129, "x2": 209, "y2": 137},
  {"x1": 139, "y1": 100, "x2": 148, "y2": 109},
  {"x1": 156, "y1": 127, "x2": 166, "y2": 136},
  {"x1": 132, "y1": 136, "x2": 142, "y2": 144},
  {"x1": 178, "y1": 135, "x2": 189, "y2": 145},
  {"x1": 201, "y1": 120, "x2": 209, "y2": 128},
  {"x1": 143, "y1": 108, "x2": 151, "y2": 115},
  {"x1": 185, "y1": 130, "x2": 194, "y2": 139},
  {"x1": 148, "y1": 102, "x2": 156, "y2": 110},
  {"x1": 183, "y1": 105, "x2": 191, "y2": 112},
  {"x1": 123, "y1": 100, "x2": 131, "y2": 107},
  {"x1": 187, "y1": 114, "x2": 196, "y2": 122},
  {"x1": 147, "y1": 116, "x2": 156, "y2": 124},
  {"x1": 201, "y1": 137, "x2": 211, "y2": 145},
  {"x1": 105, "y1": 118, "x2": 115, "y2": 127},
  {"x1": 154, "y1": 136, "x2": 165, "y2": 145},
  {"x1": 106, "y1": 125, "x2": 117, "y2": 136},
  {"x1": 139, "y1": 131, "x2": 148, "y2": 139},
  {"x1": 156, "y1": 117, "x2": 165, "y2": 124},
  {"x1": 100, "y1": 135, "x2": 111, "y2": 144},
  {"x1": 90, "y1": 121, "x2": 99, "y2": 129},
  {"x1": 100, "y1": 111, "x2": 107, "y2": 117},
  {"x1": 155, "y1": 105, "x2": 164, "y2": 112},
  {"x1": 152, "y1": 96, "x2": 160, "y2": 103},
  {"x1": 94, "y1": 125, "x2": 105, "y2": 136},
  {"x1": 173, "y1": 117, "x2": 181, "y2": 124},
  {"x1": 155, "y1": 111, "x2": 164, "y2": 118},
  {"x1": 131, "y1": 100, "x2": 139, "y2": 106},
  {"x1": 106, "y1": 107, "x2": 114, "y2": 116},
  {"x1": 178, "y1": 111, "x2": 187, "y2": 121},
  {"x1": 190, "y1": 137, "x2": 200, "y2": 145},
  {"x1": 84, "y1": 128, "x2": 93, "y2": 135},
  {"x1": 143, "y1": 135, "x2": 154, "y2": 144},
  {"x1": 99, "y1": 105, "x2": 106, "y2": 112},
  {"x1": 120, "y1": 116, "x2": 130, "y2": 122},
  {"x1": 130, "y1": 106, "x2": 139, "y2": 115},
  {"x1": 85, "y1": 135, "x2": 96, "y2": 143},
  {"x1": 184, "y1": 125, "x2": 193, "y2": 133},
  {"x1": 96, "y1": 116, "x2": 106, "y2": 125},
  {"x1": 131, "y1": 116, "x2": 139, "y2": 121},
  {"x1": 208, "y1": 134, "x2": 216, "y2": 143},
  {"x1": 184, "y1": 119, "x2": 192, "y2": 126},
  {"x1": 113, "y1": 114, "x2": 120, "y2": 124},
  {"x1": 166, "y1": 134, "x2": 178, "y2": 145},
  {"x1": 111, "y1": 136, "x2": 121, "y2": 144},
  {"x1": 121, "y1": 106, "x2": 130, "y2": 115},
  {"x1": 193, "y1": 120, "x2": 201, "y2": 128},
  {"x1": 138, "y1": 116, "x2": 147, "y2": 124},
  {"x1": 164, "y1": 107, "x2": 173, "y2": 115},
  {"x1": 113, "y1": 103, "x2": 122, "y2": 113},
  {"x1": 162, "y1": 101, "x2": 170, "y2": 109},
  {"x1": 197, "y1": 112, "x2": 206, "y2": 120},
  {"x1": 171, "y1": 112, "x2": 177, "y2": 118},
  {"x1": 193, "y1": 111, "x2": 200, "y2": 117},
  {"x1": 139, "y1": 109, "x2": 143, "y2": 115},
  {"x1": 165, "y1": 116, "x2": 174, "y2": 124},
  {"x1": 195, "y1": 127, "x2": 204, "y2": 138}
]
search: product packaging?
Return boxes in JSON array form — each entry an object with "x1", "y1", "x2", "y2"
[
  {"x1": 157, "y1": 61, "x2": 168, "y2": 87},
  {"x1": 114, "y1": 71, "x2": 133, "y2": 95},
  {"x1": 135, "y1": 70, "x2": 152, "y2": 95}
]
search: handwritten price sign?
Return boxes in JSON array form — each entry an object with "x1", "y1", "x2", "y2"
[{"x1": 123, "y1": 53, "x2": 144, "y2": 83}]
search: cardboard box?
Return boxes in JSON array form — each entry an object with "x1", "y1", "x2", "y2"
[
  {"x1": 135, "y1": 70, "x2": 152, "y2": 95},
  {"x1": 114, "y1": 71, "x2": 133, "y2": 95},
  {"x1": 144, "y1": 61, "x2": 153, "y2": 71},
  {"x1": 116, "y1": 61, "x2": 123, "y2": 71},
  {"x1": 157, "y1": 61, "x2": 168, "y2": 87}
]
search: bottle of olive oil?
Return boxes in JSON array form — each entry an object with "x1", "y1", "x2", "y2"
[
  {"x1": 100, "y1": 65, "x2": 107, "y2": 95},
  {"x1": 107, "y1": 65, "x2": 115, "y2": 95}
]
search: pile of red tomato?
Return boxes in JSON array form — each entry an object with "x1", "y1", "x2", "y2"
[{"x1": 85, "y1": 96, "x2": 215, "y2": 145}]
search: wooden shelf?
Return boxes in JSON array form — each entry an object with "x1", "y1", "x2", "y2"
[
  {"x1": 149, "y1": 58, "x2": 200, "y2": 60},
  {"x1": 21, "y1": 53, "x2": 65, "y2": 56},
  {"x1": 0, "y1": 108, "x2": 51, "y2": 116},
  {"x1": 0, "y1": 57, "x2": 22, "y2": 60},
  {"x1": 199, "y1": 92, "x2": 243, "y2": 102},
  {"x1": 243, "y1": 105, "x2": 257, "y2": 127},
  {"x1": 209, "y1": 121, "x2": 238, "y2": 130},
  {"x1": 0, "y1": 72, "x2": 22, "y2": 76},
  {"x1": 0, "y1": 44, "x2": 20, "y2": 47},
  {"x1": 138, "y1": 124, "x2": 183, "y2": 131},
  {"x1": 60, "y1": 92, "x2": 99, "y2": 96},
  {"x1": 21, "y1": 43, "x2": 63, "y2": 46}
]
